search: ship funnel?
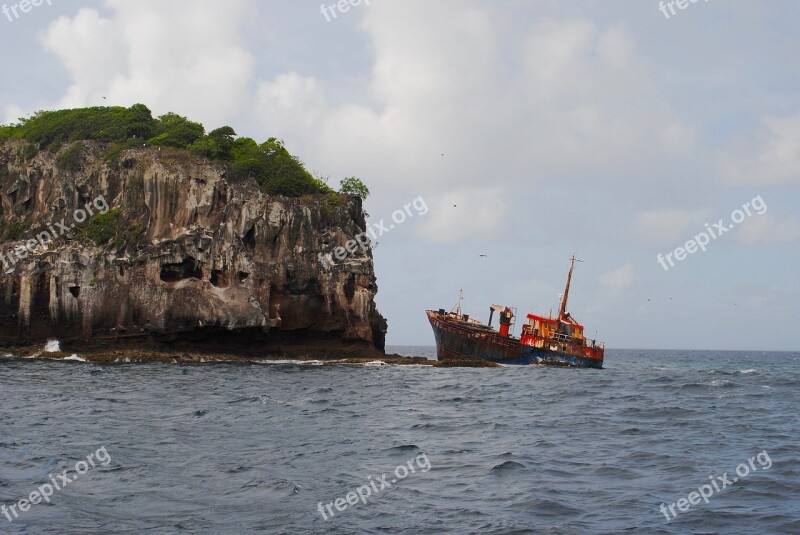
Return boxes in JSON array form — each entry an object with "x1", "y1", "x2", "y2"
[{"x1": 498, "y1": 307, "x2": 514, "y2": 337}]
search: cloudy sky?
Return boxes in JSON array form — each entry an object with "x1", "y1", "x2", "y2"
[{"x1": 1, "y1": 0, "x2": 798, "y2": 350}]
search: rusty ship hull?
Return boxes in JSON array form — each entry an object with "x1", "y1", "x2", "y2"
[{"x1": 427, "y1": 310, "x2": 603, "y2": 369}]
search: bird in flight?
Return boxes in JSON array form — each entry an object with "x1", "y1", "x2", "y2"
[{"x1": 479, "y1": 254, "x2": 487, "y2": 257}]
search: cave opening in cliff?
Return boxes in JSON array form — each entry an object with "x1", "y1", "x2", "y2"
[
  {"x1": 68, "y1": 286, "x2": 80, "y2": 298},
  {"x1": 243, "y1": 226, "x2": 256, "y2": 250},
  {"x1": 160, "y1": 258, "x2": 202, "y2": 283},
  {"x1": 344, "y1": 273, "x2": 356, "y2": 300},
  {"x1": 210, "y1": 270, "x2": 230, "y2": 288}
]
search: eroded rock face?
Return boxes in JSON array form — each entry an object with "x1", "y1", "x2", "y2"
[{"x1": 0, "y1": 140, "x2": 387, "y2": 355}]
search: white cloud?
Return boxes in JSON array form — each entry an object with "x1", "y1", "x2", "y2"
[
  {"x1": 2, "y1": 104, "x2": 27, "y2": 125},
  {"x1": 36, "y1": 0, "x2": 255, "y2": 127},
  {"x1": 251, "y1": 1, "x2": 695, "y2": 198},
  {"x1": 12, "y1": 0, "x2": 698, "y2": 248},
  {"x1": 718, "y1": 112, "x2": 800, "y2": 185},
  {"x1": 736, "y1": 214, "x2": 800, "y2": 244},
  {"x1": 255, "y1": 72, "x2": 326, "y2": 150},
  {"x1": 633, "y1": 209, "x2": 709, "y2": 245},
  {"x1": 599, "y1": 263, "x2": 636, "y2": 291}
]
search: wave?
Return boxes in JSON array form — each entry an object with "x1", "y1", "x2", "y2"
[
  {"x1": 254, "y1": 359, "x2": 325, "y2": 366},
  {"x1": 385, "y1": 444, "x2": 421, "y2": 452},
  {"x1": 491, "y1": 460, "x2": 526, "y2": 472}
]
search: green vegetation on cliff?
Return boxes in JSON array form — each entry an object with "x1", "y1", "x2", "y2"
[
  {"x1": 339, "y1": 176, "x2": 370, "y2": 199},
  {"x1": 83, "y1": 208, "x2": 123, "y2": 246},
  {"x1": 0, "y1": 104, "x2": 342, "y2": 197}
]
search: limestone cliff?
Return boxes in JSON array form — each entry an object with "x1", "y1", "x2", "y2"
[{"x1": 0, "y1": 140, "x2": 387, "y2": 355}]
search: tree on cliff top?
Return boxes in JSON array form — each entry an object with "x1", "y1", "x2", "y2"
[
  {"x1": 339, "y1": 177, "x2": 370, "y2": 199},
  {"x1": 0, "y1": 104, "x2": 349, "y2": 197},
  {"x1": 227, "y1": 137, "x2": 332, "y2": 196},
  {"x1": 147, "y1": 113, "x2": 205, "y2": 148},
  {"x1": 188, "y1": 126, "x2": 237, "y2": 160}
]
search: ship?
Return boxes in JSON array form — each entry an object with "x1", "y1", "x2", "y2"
[{"x1": 426, "y1": 255, "x2": 604, "y2": 368}]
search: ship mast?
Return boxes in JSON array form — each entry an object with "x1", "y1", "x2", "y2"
[
  {"x1": 451, "y1": 289, "x2": 464, "y2": 316},
  {"x1": 559, "y1": 254, "x2": 582, "y2": 320}
]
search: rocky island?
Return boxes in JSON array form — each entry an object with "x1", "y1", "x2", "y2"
[{"x1": 0, "y1": 105, "x2": 393, "y2": 363}]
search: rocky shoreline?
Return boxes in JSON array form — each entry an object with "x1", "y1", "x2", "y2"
[{"x1": 0, "y1": 344, "x2": 500, "y2": 367}]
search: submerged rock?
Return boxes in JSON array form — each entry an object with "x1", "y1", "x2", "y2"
[{"x1": 0, "y1": 140, "x2": 387, "y2": 356}]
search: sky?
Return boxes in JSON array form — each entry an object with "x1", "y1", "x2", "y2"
[{"x1": 0, "y1": 0, "x2": 798, "y2": 350}]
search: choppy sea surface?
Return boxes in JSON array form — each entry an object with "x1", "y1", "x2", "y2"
[{"x1": 1, "y1": 347, "x2": 799, "y2": 534}]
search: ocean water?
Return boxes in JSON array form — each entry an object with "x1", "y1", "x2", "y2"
[{"x1": 0, "y1": 347, "x2": 799, "y2": 534}]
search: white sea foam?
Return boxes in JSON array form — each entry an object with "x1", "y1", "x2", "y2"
[
  {"x1": 64, "y1": 354, "x2": 88, "y2": 362},
  {"x1": 256, "y1": 359, "x2": 325, "y2": 366},
  {"x1": 710, "y1": 379, "x2": 734, "y2": 387},
  {"x1": 44, "y1": 339, "x2": 61, "y2": 352}
]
